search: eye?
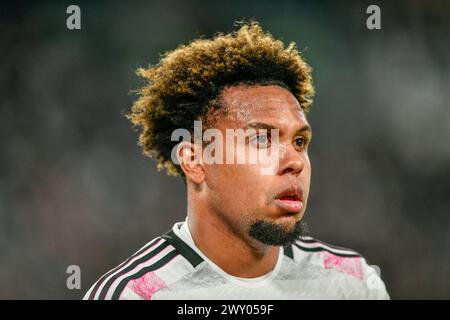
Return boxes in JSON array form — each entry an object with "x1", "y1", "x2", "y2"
[
  {"x1": 294, "y1": 136, "x2": 308, "y2": 149},
  {"x1": 249, "y1": 133, "x2": 271, "y2": 148}
]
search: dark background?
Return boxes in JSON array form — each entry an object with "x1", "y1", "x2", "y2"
[{"x1": 1, "y1": 0, "x2": 449, "y2": 299}]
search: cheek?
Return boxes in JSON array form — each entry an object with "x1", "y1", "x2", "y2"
[
  {"x1": 232, "y1": 166, "x2": 273, "y2": 210},
  {"x1": 205, "y1": 165, "x2": 247, "y2": 203},
  {"x1": 205, "y1": 164, "x2": 267, "y2": 209}
]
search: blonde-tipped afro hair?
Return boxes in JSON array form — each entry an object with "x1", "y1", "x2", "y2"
[{"x1": 126, "y1": 21, "x2": 314, "y2": 176}]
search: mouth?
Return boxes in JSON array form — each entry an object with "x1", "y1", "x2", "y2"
[{"x1": 273, "y1": 186, "x2": 304, "y2": 214}]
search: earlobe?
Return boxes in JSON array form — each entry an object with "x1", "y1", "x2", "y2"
[{"x1": 177, "y1": 142, "x2": 205, "y2": 185}]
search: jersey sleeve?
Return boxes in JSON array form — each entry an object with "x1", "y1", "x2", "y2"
[{"x1": 361, "y1": 258, "x2": 390, "y2": 300}]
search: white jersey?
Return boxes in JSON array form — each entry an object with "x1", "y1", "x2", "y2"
[{"x1": 84, "y1": 220, "x2": 390, "y2": 300}]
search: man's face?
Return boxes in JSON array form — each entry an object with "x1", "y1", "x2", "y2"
[{"x1": 202, "y1": 84, "x2": 312, "y2": 246}]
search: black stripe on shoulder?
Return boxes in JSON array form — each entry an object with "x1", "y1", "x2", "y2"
[
  {"x1": 88, "y1": 237, "x2": 161, "y2": 300},
  {"x1": 293, "y1": 243, "x2": 361, "y2": 258},
  {"x1": 97, "y1": 240, "x2": 170, "y2": 300},
  {"x1": 162, "y1": 229, "x2": 203, "y2": 268},
  {"x1": 283, "y1": 244, "x2": 294, "y2": 259},
  {"x1": 112, "y1": 250, "x2": 179, "y2": 300},
  {"x1": 298, "y1": 237, "x2": 361, "y2": 255}
]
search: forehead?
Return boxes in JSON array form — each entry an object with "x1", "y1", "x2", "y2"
[{"x1": 216, "y1": 84, "x2": 308, "y2": 127}]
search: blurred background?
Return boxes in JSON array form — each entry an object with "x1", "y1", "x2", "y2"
[{"x1": 1, "y1": 0, "x2": 449, "y2": 299}]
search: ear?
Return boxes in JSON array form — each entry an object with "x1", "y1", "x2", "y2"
[{"x1": 176, "y1": 141, "x2": 205, "y2": 185}]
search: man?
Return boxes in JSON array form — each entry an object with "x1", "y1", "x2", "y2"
[{"x1": 84, "y1": 22, "x2": 389, "y2": 300}]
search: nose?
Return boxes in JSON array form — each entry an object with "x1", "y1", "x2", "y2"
[{"x1": 277, "y1": 144, "x2": 304, "y2": 176}]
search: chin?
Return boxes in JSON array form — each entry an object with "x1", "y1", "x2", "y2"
[
  {"x1": 248, "y1": 217, "x2": 305, "y2": 246},
  {"x1": 273, "y1": 215, "x2": 299, "y2": 230}
]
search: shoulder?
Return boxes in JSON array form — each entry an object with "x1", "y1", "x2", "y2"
[
  {"x1": 292, "y1": 236, "x2": 363, "y2": 258},
  {"x1": 284, "y1": 236, "x2": 390, "y2": 299},
  {"x1": 284, "y1": 235, "x2": 364, "y2": 279},
  {"x1": 83, "y1": 232, "x2": 200, "y2": 300}
]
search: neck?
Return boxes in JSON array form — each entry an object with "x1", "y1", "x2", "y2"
[{"x1": 186, "y1": 195, "x2": 279, "y2": 278}]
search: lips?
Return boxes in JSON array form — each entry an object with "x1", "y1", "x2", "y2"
[
  {"x1": 279, "y1": 194, "x2": 301, "y2": 201},
  {"x1": 273, "y1": 185, "x2": 304, "y2": 213}
]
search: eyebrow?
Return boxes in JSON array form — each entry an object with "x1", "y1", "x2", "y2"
[
  {"x1": 243, "y1": 122, "x2": 312, "y2": 135},
  {"x1": 243, "y1": 122, "x2": 277, "y2": 131},
  {"x1": 296, "y1": 124, "x2": 312, "y2": 135}
]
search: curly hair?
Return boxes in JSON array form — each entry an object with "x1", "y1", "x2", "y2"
[{"x1": 126, "y1": 21, "x2": 314, "y2": 176}]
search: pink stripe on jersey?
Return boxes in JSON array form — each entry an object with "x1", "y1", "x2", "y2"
[
  {"x1": 105, "y1": 245, "x2": 174, "y2": 299},
  {"x1": 322, "y1": 251, "x2": 364, "y2": 280},
  {"x1": 127, "y1": 271, "x2": 167, "y2": 300},
  {"x1": 120, "y1": 253, "x2": 181, "y2": 299},
  {"x1": 92, "y1": 238, "x2": 166, "y2": 299}
]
